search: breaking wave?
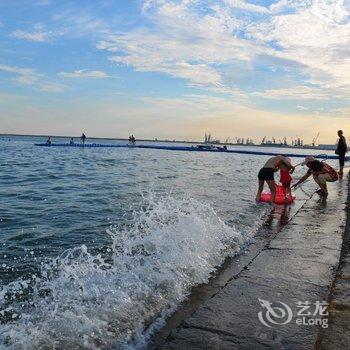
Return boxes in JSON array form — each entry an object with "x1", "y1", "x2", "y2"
[{"x1": 0, "y1": 194, "x2": 249, "y2": 349}]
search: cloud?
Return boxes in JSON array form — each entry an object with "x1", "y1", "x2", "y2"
[
  {"x1": 11, "y1": 30, "x2": 48, "y2": 42},
  {"x1": 0, "y1": 64, "x2": 37, "y2": 76},
  {"x1": 96, "y1": 1, "x2": 264, "y2": 93},
  {"x1": 93, "y1": 0, "x2": 350, "y2": 102},
  {"x1": 16, "y1": 75, "x2": 39, "y2": 85},
  {"x1": 11, "y1": 23, "x2": 52, "y2": 42},
  {"x1": 58, "y1": 70, "x2": 110, "y2": 79},
  {"x1": 0, "y1": 64, "x2": 63, "y2": 92},
  {"x1": 41, "y1": 82, "x2": 65, "y2": 92},
  {"x1": 329, "y1": 107, "x2": 350, "y2": 118},
  {"x1": 253, "y1": 86, "x2": 330, "y2": 100},
  {"x1": 248, "y1": 0, "x2": 350, "y2": 94},
  {"x1": 3, "y1": 0, "x2": 350, "y2": 105},
  {"x1": 0, "y1": 64, "x2": 40, "y2": 84},
  {"x1": 52, "y1": 11, "x2": 107, "y2": 38},
  {"x1": 224, "y1": 0, "x2": 270, "y2": 14},
  {"x1": 297, "y1": 105, "x2": 308, "y2": 111}
]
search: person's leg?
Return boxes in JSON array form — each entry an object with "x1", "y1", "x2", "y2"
[
  {"x1": 283, "y1": 183, "x2": 291, "y2": 196},
  {"x1": 339, "y1": 154, "x2": 345, "y2": 177},
  {"x1": 267, "y1": 180, "x2": 276, "y2": 202},
  {"x1": 313, "y1": 174, "x2": 328, "y2": 193},
  {"x1": 256, "y1": 180, "x2": 264, "y2": 201}
]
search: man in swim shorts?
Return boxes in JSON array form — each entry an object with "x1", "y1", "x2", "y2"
[
  {"x1": 292, "y1": 156, "x2": 338, "y2": 195},
  {"x1": 256, "y1": 155, "x2": 295, "y2": 202}
]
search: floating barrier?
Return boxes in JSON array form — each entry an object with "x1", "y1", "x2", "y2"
[
  {"x1": 34, "y1": 143, "x2": 344, "y2": 160},
  {"x1": 260, "y1": 185, "x2": 296, "y2": 204}
]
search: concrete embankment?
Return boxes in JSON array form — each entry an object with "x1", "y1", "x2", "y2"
[
  {"x1": 316, "y1": 176, "x2": 350, "y2": 349},
  {"x1": 150, "y1": 176, "x2": 348, "y2": 350}
]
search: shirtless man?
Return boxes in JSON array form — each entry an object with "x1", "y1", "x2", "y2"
[{"x1": 256, "y1": 155, "x2": 295, "y2": 202}]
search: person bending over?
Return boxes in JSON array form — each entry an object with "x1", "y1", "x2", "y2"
[
  {"x1": 292, "y1": 156, "x2": 338, "y2": 196},
  {"x1": 256, "y1": 155, "x2": 295, "y2": 202}
]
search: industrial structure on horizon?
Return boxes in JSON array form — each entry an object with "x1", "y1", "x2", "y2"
[{"x1": 203, "y1": 132, "x2": 337, "y2": 150}]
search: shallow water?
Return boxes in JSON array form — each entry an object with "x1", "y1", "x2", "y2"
[{"x1": 0, "y1": 136, "x2": 335, "y2": 349}]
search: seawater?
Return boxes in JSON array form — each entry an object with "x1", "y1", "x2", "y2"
[{"x1": 0, "y1": 136, "x2": 329, "y2": 349}]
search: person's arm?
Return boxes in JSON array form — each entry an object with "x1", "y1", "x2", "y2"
[
  {"x1": 292, "y1": 172, "x2": 311, "y2": 188},
  {"x1": 279, "y1": 155, "x2": 295, "y2": 172}
]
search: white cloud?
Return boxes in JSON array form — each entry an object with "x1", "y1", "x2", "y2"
[
  {"x1": 41, "y1": 82, "x2": 65, "y2": 92},
  {"x1": 297, "y1": 105, "x2": 308, "y2": 110},
  {"x1": 94, "y1": 0, "x2": 350, "y2": 101},
  {"x1": 96, "y1": 1, "x2": 265, "y2": 92},
  {"x1": 248, "y1": 0, "x2": 350, "y2": 94},
  {"x1": 58, "y1": 70, "x2": 110, "y2": 79},
  {"x1": 11, "y1": 29, "x2": 50, "y2": 42},
  {"x1": 0, "y1": 64, "x2": 40, "y2": 84},
  {"x1": 253, "y1": 86, "x2": 330, "y2": 100},
  {"x1": 16, "y1": 75, "x2": 39, "y2": 85},
  {"x1": 0, "y1": 64, "x2": 37, "y2": 76},
  {"x1": 329, "y1": 107, "x2": 350, "y2": 117},
  {"x1": 0, "y1": 64, "x2": 63, "y2": 92},
  {"x1": 4, "y1": 0, "x2": 350, "y2": 105},
  {"x1": 224, "y1": 0, "x2": 270, "y2": 14}
]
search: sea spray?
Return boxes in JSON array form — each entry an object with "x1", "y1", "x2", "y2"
[{"x1": 0, "y1": 194, "x2": 248, "y2": 349}]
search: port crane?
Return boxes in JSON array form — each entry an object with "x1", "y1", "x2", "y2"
[{"x1": 312, "y1": 132, "x2": 320, "y2": 147}]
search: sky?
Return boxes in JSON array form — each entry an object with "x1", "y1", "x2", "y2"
[{"x1": 0, "y1": 0, "x2": 350, "y2": 144}]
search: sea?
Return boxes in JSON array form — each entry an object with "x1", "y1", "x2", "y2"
[{"x1": 0, "y1": 135, "x2": 337, "y2": 349}]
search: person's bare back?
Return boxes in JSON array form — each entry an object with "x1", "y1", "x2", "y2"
[{"x1": 263, "y1": 155, "x2": 288, "y2": 169}]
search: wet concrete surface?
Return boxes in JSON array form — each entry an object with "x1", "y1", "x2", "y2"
[
  {"x1": 151, "y1": 178, "x2": 348, "y2": 350},
  {"x1": 317, "y1": 176, "x2": 350, "y2": 350}
]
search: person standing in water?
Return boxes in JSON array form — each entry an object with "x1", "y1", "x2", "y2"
[
  {"x1": 81, "y1": 133, "x2": 86, "y2": 144},
  {"x1": 256, "y1": 155, "x2": 295, "y2": 202},
  {"x1": 279, "y1": 157, "x2": 293, "y2": 197},
  {"x1": 335, "y1": 130, "x2": 347, "y2": 177},
  {"x1": 46, "y1": 136, "x2": 52, "y2": 145}
]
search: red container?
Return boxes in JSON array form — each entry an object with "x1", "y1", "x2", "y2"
[{"x1": 260, "y1": 184, "x2": 295, "y2": 204}]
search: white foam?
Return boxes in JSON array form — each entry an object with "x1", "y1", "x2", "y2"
[{"x1": 0, "y1": 194, "x2": 248, "y2": 349}]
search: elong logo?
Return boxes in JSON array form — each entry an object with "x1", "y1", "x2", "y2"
[
  {"x1": 258, "y1": 299, "x2": 293, "y2": 328},
  {"x1": 257, "y1": 299, "x2": 329, "y2": 329}
]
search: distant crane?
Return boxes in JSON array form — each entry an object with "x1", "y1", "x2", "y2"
[{"x1": 312, "y1": 132, "x2": 320, "y2": 147}]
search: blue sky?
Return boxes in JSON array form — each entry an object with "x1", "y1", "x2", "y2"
[{"x1": 0, "y1": 0, "x2": 350, "y2": 143}]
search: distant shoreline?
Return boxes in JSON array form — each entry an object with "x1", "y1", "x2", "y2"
[{"x1": 0, "y1": 133, "x2": 336, "y2": 151}]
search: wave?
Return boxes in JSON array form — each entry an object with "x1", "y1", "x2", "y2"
[{"x1": 0, "y1": 193, "x2": 248, "y2": 349}]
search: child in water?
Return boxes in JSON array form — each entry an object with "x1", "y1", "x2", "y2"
[{"x1": 279, "y1": 157, "x2": 294, "y2": 197}]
